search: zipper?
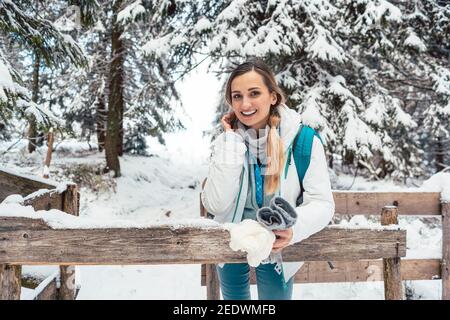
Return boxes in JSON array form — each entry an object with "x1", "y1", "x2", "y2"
[
  {"x1": 253, "y1": 165, "x2": 260, "y2": 209},
  {"x1": 280, "y1": 264, "x2": 288, "y2": 290},
  {"x1": 250, "y1": 154, "x2": 260, "y2": 209},
  {"x1": 283, "y1": 146, "x2": 293, "y2": 180},
  {"x1": 231, "y1": 167, "x2": 244, "y2": 223}
]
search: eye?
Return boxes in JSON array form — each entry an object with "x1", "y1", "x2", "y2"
[
  {"x1": 250, "y1": 91, "x2": 260, "y2": 97},
  {"x1": 232, "y1": 94, "x2": 242, "y2": 100}
]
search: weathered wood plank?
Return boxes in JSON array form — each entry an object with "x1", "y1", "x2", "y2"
[
  {"x1": 400, "y1": 259, "x2": 441, "y2": 281},
  {"x1": 59, "y1": 184, "x2": 79, "y2": 300},
  {"x1": 205, "y1": 264, "x2": 220, "y2": 300},
  {"x1": 21, "y1": 274, "x2": 58, "y2": 300},
  {"x1": 35, "y1": 277, "x2": 58, "y2": 300},
  {"x1": 0, "y1": 169, "x2": 57, "y2": 202},
  {"x1": 0, "y1": 264, "x2": 21, "y2": 300},
  {"x1": 0, "y1": 217, "x2": 406, "y2": 265},
  {"x1": 59, "y1": 265, "x2": 75, "y2": 300},
  {"x1": 201, "y1": 259, "x2": 441, "y2": 285},
  {"x1": 381, "y1": 206, "x2": 403, "y2": 300},
  {"x1": 0, "y1": 217, "x2": 51, "y2": 231},
  {"x1": 442, "y1": 202, "x2": 450, "y2": 300},
  {"x1": 23, "y1": 190, "x2": 63, "y2": 212},
  {"x1": 199, "y1": 184, "x2": 220, "y2": 300},
  {"x1": 334, "y1": 192, "x2": 441, "y2": 216},
  {"x1": 198, "y1": 186, "x2": 440, "y2": 217}
]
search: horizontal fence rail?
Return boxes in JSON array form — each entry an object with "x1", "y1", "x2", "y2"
[
  {"x1": 0, "y1": 217, "x2": 406, "y2": 265},
  {"x1": 201, "y1": 259, "x2": 441, "y2": 285},
  {"x1": 23, "y1": 190, "x2": 64, "y2": 212},
  {"x1": 333, "y1": 191, "x2": 441, "y2": 216},
  {"x1": 0, "y1": 169, "x2": 58, "y2": 203}
]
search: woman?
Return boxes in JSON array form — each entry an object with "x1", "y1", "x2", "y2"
[{"x1": 201, "y1": 59, "x2": 335, "y2": 300}]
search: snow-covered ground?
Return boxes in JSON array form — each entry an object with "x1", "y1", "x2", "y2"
[{"x1": 1, "y1": 136, "x2": 448, "y2": 300}]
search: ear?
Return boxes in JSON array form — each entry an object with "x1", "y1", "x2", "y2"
[{"x1": 270, "y1": 92, "x2": 277, "y2": 106}]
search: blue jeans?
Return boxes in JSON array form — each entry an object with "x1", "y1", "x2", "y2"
[{"x1": 216, "y1": 263, "x2": 294, "y2": 300}]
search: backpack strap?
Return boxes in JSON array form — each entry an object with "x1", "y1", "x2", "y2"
[{"x1": 292, "y1": 125, "x2": 323, "y2": 199}]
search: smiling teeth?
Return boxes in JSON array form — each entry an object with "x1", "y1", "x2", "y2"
[{"x1": 242, "y1": 110, "x2": 257, "y2": 115}]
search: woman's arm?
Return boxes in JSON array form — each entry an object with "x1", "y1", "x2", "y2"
[
  {"x1": 201, "y1": 131, "x2": 247, "y2": 216},
  {"x1": 289, "y1": 136, "x2": 335, "y2": 244}
]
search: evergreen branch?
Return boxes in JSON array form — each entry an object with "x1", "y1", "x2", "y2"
[
  {"x1": 0, "y1": 0, "x2": 87, "y2": 68},
  {"x1": 172, "y1": 53, "x2": 210, "y2": 83}
]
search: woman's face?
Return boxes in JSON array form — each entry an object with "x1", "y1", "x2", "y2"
[{"x1": 230, "y1": 70, "x2": 277, "y2": 130}]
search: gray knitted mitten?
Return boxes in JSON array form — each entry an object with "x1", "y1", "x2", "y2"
[
  {"x1": 256, "y1": 196, "x2": 297, "y2": 230},
  {"x1": 256, "y1": 196, "x2": 297, "y2": 271}
]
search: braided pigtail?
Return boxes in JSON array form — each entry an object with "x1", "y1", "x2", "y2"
[{"x1": 265, "y1": 107, "x2": 285, "y2": 194}]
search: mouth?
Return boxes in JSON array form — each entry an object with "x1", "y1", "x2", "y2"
[{"x1": 240, "y1": 109, "x2": 257, "y2": 117}]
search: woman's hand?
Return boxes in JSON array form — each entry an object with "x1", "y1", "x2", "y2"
[
  {"x1": 272, "y1": 228, "x2": 293, "y2": 253},
  {"x1": 221, "y1": 112, "x2": 235, "y2": 132}
]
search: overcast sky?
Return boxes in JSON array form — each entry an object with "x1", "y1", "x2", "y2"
[{"x1": 147, "y1": 60, "x2": 222, "y2": 165}]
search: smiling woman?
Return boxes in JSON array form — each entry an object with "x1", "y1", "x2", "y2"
[
  {"x1": 222, "y1": 61, "x2": 286, "y2": 194},
  {"x1": 227, "y1": 71, "x2": 277, "y2": 130},
  {"x1": 201, "y1": 59, "x2": 335, "y2": 300}
]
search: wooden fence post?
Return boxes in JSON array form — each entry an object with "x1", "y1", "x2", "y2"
[
  {"x1": 0, "y1": 265, "x2": 21, "y2": 300},
  {"x1": 381, "y1": 206, "x2": 403, "y2": 300},
  {"x1": 200, "y1": 180, "x2": 221, "y2": 300},
  {"x1": 58, "y1": 184, "x2": 79, "y2": 300},
  {"x1": 205, "y1": 264, "x2": 221, "y2": 300},
  {"x1": 442, "y1": 201, "x2": 450, "y2": 300}
]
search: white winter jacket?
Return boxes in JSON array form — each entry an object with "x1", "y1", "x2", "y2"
[{"x1": 201, "y1": 104, "x2": 335, "y2": 282}]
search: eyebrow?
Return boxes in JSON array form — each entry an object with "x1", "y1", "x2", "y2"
[{"x1": 231, "y1": 87, "x2": 261, "y2": 93}]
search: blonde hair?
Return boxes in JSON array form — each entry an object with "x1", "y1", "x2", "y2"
[{"x1": 225, "y1": 59, "x2": 286, "y2": 194}]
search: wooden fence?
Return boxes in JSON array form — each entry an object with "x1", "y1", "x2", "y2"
[
  {"x1": 1, "y1": 168, "x2": 448, "y2": 300},
  {"x1": 200, "y1": 189, "x2": 450, "y2": 300},
  {"x1": 0, "y1": 213, "x2": 406, "y2": 300}
]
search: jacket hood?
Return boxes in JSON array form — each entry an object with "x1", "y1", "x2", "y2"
[{"x1": 278, "y1": 104, "x2": 302, "y2": 151}]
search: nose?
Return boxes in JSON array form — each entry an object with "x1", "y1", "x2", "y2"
[{"x1": 242, "y1": 96, "x2": 252, "y2": 109}]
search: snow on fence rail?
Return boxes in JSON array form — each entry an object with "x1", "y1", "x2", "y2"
[{"x1": 0, "y1": 217, "x2": 406, "y2": 265}]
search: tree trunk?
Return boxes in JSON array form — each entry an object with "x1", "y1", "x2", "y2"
[
  {"x1": 27, "y1": 120, "x2": 37, "y2": 154},
  {"x1": 442, "y1": 202, "x2": 450, "y2": 300},
  {"x1": 117, "y1": 105, "x2": 123, "y2": 156},
  {"x1": 96, "y1": 92, "x2": 106, "y2": 152},
  {"x1": 104, "y1": 0, "x2": 125, "y2": 177},
  {"x1": 435, "y1": 136, "x2": 445, "y2": 172},
  {"x1": 95, "y1": 33, "x2": 108, "y2": 154},
  {"x1": 28, "y1": 50, "x2": 40, "y2": 153}
]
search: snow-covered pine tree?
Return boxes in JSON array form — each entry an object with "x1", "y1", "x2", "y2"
[
  {"x1": 162, "y1": 0, "x2": 449, "y2": 181},
  {"x1": 407, "y1": 0, "x2": 450, "y2": 173},
  {"x1": 39, "y1": 1, "x2": 109, "y2": 151},
  {"x1": 24, "y1": 0, "x2": 194, "y2": 176},
  {"x1": 100, "y1": 0, "x2": 227, "y2": 173},
  {"x1": 344, "y1": 0, "x2": 449, "y2": 179},
  {"x1": 0, "y1": 0, "x2": 86, "y2": 150},
  {"x1": 89, "y1": 0, "x2": 193, "y2": 176}
]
